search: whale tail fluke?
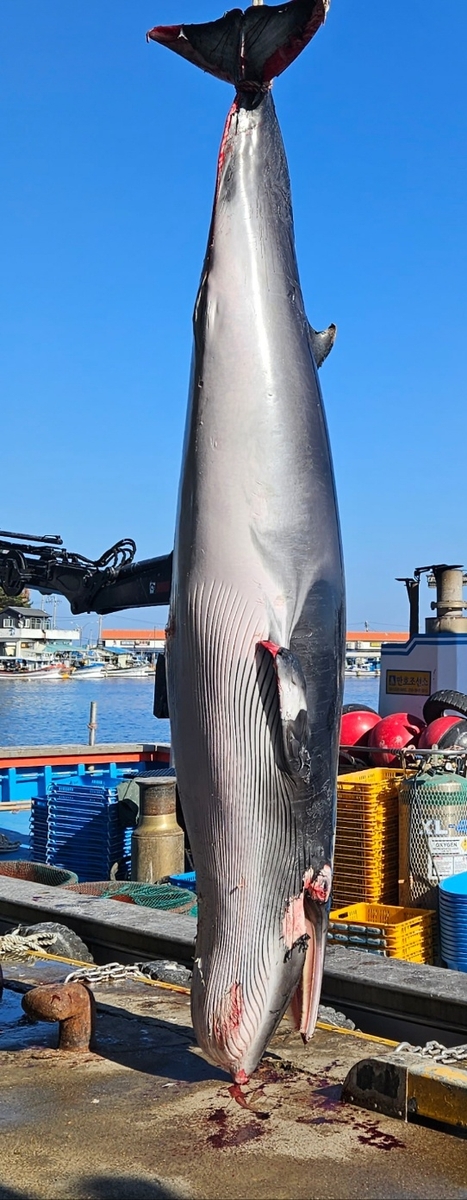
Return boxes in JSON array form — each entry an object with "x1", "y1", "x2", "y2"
[{"x1": 147, "y1": 0, "x2": 329, "y2": 90}]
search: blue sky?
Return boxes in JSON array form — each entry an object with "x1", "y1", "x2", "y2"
[{"x1": 1, "y1": 1, "x2": 466, "y2": 638}]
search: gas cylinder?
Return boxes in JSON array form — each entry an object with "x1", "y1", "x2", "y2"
[{"x1": 399, "y1": 770, "x2": 467, "y2": 908}]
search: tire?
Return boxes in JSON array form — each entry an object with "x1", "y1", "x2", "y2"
[
  {"x1": 437, "y1": 719, "x2": 467, "y2": 750},
  {"x1": 16, "y1": 921, "x2": 93, "y2": 963},
  {"x1": 423, "y1": 690, "x2": 467, "y2": 725},
  {"x1": 342, "y1": 703, "x2": 379, "y2": 716},
  {"x1": 338, "y1": 750, "x2": 369, "y2": 769}
]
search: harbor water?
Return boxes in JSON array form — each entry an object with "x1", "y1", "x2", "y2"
[{"x1": 0, "y1": 674, "x2": 379, "y2": 747}]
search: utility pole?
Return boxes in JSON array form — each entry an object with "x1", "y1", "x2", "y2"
[{"x1": 97, "y1": 615, "x2": 103, "y2": 646}]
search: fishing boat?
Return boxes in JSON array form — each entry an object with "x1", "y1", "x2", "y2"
[
  {"x1": 0, "y1": 659, "x2": 65, "y2": 680},
  {"x1": 71, "y1": 661, "x2": 106, "y2": 679},
  {"x1": 103, "y1": 664, "x2": 153, "y2": 678}
]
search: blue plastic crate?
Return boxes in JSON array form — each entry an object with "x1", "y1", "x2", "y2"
[
  {"x1": 169, "y1": 872, "x2": 196, "y2": 893},
  {"x1": 45, "y1": 772, "x2": 137, "y2": 882}
]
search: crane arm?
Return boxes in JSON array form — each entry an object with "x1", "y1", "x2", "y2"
[{"x1": 0, "y1": 529, "x2": 172, "y2": 615}]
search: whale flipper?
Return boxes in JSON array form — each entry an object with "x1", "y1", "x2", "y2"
[
  {"x1": 308, "y1": 322, "x2": 337, "y2": 368},
  {"x1": 290, "y1": 899, "x2": 328, "y2": 1040},
  {"x1": 260, "y1": 641, "x2": 310, "y2": 781},
  {"x1": 147, "y1": 1, "x2": 328, "y2": 88},
  {"x1": 154, "y1": 652, "x2": 169, "y2": 719}
]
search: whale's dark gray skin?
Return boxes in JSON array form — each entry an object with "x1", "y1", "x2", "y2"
[{"x1": 148, "y1": 0, "x2": 345, "y2": 1083}]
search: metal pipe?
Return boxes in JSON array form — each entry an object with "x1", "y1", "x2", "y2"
[
  {"x1": 88, "y1": 701, "x2": 97, "y2": 746},
  {"x1": 406, "y1": 578, "x2": 419, "y2": 639},
  {"x1": 425, "y1": 564, "x2": 467, "y2": 633},
  {"x1": 432, "y1": 566, "x2": 465, "y2": 619},
  {"x1": 396, "y1": 577, "x2": 419, "y2": 639},
  {"x1": 0, "y1": 530, "x2": 62, "y2": 545}
]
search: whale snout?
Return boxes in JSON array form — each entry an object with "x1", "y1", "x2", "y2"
[{"x1": 191, "y1": 942, "x2": 303, "y2": 1081}]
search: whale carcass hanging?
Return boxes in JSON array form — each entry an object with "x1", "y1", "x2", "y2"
[{"x1": 148, "y1": 0, "x2": 345, "y2": 1082}]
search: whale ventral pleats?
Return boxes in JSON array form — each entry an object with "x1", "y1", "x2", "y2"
[{"x1": 147, "y1": 0, "x2": 328, "y2": 89}]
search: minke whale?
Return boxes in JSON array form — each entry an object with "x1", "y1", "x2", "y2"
[{"x1": 148, "y1": 0, "x2": 345, "y2": 1082}]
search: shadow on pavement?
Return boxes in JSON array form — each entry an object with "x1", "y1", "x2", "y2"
[
  {"x1": 0, "y1": 1177, "x2": 187, "y2": 1200},
  {"x1": 94, "y1": 1006, "x2": 229, "y2": 1084}
]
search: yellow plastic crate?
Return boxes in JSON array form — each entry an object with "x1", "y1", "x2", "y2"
[
  {"x1": 337, "y1": 768, "x2": 406, "y2": 799},
  {"x1": 336, "y1": 792, "x2": 398, "y2": 811},
  {"x1": 336, "y1": 810, "x2": 398, "y2": 824},
  {"x1": 332, "y1": 885, "x2": 399, "y2": 905},
  {"x1": 335, "y1": 841, "x2": 398, "y2": 855},
  {"x1": 334, "y1": 852, "x2": 398, "y2": 868},
  {"x1": 329, "y1": 903, "x2": 435, "y2": 931},
  {"x1": 334, "y1": 770, "x2": 404, "y2": 906},
  {"x1": 335, "y1": 839, "x2": 398, "y2": 853},
  {"x1": 334, "y1": 868, "x2": 398, "y2": 886},
  {"x1": 334, "y1": 860, "x2": 397, "y2": 873},
  {"x1": 337, "y1": 812, "x2": 398, "y2": 829},
  {"x1": 328, "y1": 902, "x2": 436, "y2": 964}
]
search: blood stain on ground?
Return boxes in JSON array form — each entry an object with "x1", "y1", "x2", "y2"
[
  {"x1": 208, "y1": 1108, "x2": 227, "y2": 1125},
  {"x1": 353, "y1": 1120, "x2": 406, "y2": 1151},
  {"x1": 206, "y1": 1107, "x2": 266, "y2": 1150}
]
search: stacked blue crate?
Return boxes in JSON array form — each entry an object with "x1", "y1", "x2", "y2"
[
  {"x1": 46, "y1": 773, "x2": 134, "y2": 882},
  {"x1": 30, "y1": 795, "x2": 48, "y2": 863}
]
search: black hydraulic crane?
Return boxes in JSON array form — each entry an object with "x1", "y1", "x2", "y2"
[{"x1": 0, "y1": 529, "x2": 172, "y2": 615}]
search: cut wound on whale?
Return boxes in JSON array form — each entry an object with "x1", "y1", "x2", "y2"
[
  {"x1": 283, "y1": 894, "x2": 307, "y2": 951},
  {"x1": 213, "y1": 982, "x2": 243, "y2": 1049},
  {"x1": 304, "y1": 864, "x2": 332, "y2": 903}
]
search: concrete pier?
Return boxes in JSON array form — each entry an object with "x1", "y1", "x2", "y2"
[{"x1": 1, "y1": 956, "x2": 466, "y2": 1200}]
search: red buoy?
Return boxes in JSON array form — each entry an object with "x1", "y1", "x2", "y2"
[
  {"x1": 418, "y1": 715, "x2": 460, "y2": 749},
  {"x1": 340, "y1": 709, "x2": 381, "y2": 748},
  {"x1": 367, "y1": 712, "x2": 425, "y2": 766}
]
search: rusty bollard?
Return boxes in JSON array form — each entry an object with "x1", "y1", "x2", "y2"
[{"x1": 22, "y1": 982, "x2": 96, "y2": 1052}]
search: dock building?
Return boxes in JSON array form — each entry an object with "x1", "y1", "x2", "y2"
[
  {"x1": 100, "y1": 629, "x2": 166, "y2": 660},
  {"x1": 0, "y1": 606, "x2": 80, "y2": 662}
]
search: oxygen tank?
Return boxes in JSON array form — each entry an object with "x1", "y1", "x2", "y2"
[{"x1": 399, "y1": 770, "x2": 467, "y2": 908}]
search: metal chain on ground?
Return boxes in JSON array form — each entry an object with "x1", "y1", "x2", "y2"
[
  {"x1": 64, "y1": 962, "x2": 147, "y2": 986},
  {"x1": 395, "y1": 1039, "x2": 467, "y2": 1065}
]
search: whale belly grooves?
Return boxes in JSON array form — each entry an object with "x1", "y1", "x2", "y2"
[{"x1": 168, "y1": 578, "x2": 306, "y2": 1076}]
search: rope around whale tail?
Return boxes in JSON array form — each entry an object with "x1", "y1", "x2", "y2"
[{"x1": 147, "y1": 0, "x2": 329, "y2": 91}]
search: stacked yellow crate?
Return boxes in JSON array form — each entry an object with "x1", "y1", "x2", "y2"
[
  {"x1": 327, "y1": 902, "x2": 436, "y2": 964},
  {"x1": 333, "y1": 768, "x2": 405, "y2": 906}
]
